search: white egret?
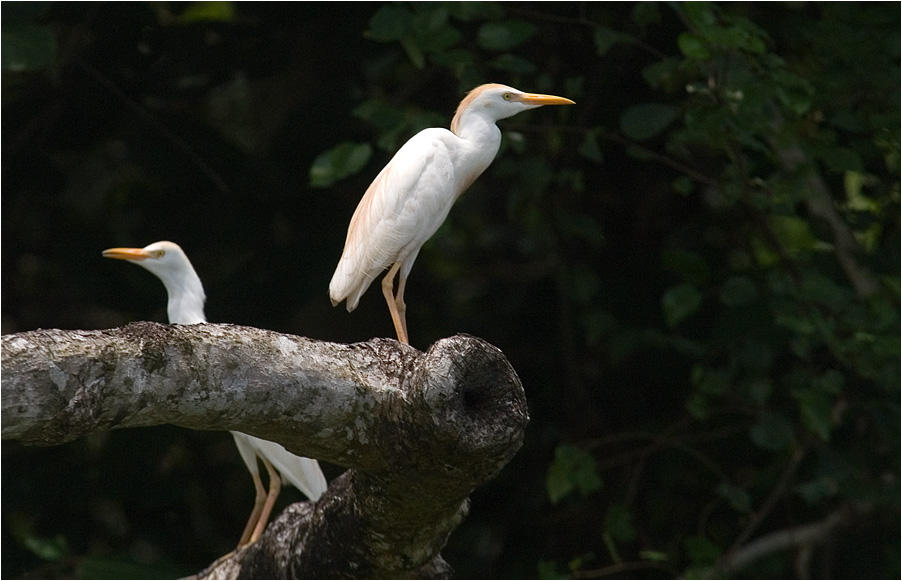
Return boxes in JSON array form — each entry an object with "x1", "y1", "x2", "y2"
[
  {"x1": 103, "y1": 241, "x2": 327, "y2": 547},
  {"x1": 329, "y1": 83, "x2": 574, "y2": 343}
]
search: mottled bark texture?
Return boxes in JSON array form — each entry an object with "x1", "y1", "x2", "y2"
[{"x1": 2, "y1": 322, "x2": 529, "y2": 579}]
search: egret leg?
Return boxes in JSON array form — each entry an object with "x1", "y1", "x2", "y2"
[
  {"x1": 381, "y1": 262, "x2": 409, "y2": 344},
  {"x1": 236, "y1": 465, "x2": 267, "y2": 548},
  {"x1": 249, "y1": 458, "x2": 281, "y2": 544}
]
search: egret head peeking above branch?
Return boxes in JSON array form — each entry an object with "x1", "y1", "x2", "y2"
[{"x1": 329, "y1": 83, "x2": 575, "y2": 344}]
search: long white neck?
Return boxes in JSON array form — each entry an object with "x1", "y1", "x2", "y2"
[
  {"x1": 450, "y1": 111, "x2": 503, "y2": 197},
  {"x1": 154, "y1": 267, "x2": 207, "y2": 325}
]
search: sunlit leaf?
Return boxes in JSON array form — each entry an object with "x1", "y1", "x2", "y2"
[
  {"x1": 677, "y1": 32, "x2": 711, "y2": 60},
  {"x1": 180, "y1": 1, "x2": 234, "y2": 23},
  {"x1": 23, "y1": 534, "x2": 67, "y2": 561}
]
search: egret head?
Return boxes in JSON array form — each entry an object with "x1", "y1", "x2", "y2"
[
  {"x1": 451, "y1": 83, "x2": 574, "y2": 133},
  {"x1": 103, "y1": 241, "x2": 194, "y2": 282},
  {"x1": 103, "y1": 240, "x2": 206, "y2": 324}
]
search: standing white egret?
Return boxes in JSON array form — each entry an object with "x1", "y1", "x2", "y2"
[
  {"x1": 103, "y1": 241, "x2": 327, "y2": 548},
  {"x1": 329, "y1": 83, "x2": 574, "y2": 343}
]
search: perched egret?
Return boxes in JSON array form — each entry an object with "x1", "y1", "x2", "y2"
[
  {"x1": 329, "y1": 83, "x2": 574, "y2": 343},
  {"x1": 103, "y1": 241, "x2": 327, "y2": 547}
]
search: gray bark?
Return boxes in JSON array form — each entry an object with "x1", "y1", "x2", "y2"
[{"x1": 2, "y1": 322, "x2": 529, "y2": 579}]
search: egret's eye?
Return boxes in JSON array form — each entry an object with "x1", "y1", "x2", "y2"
[
  {"x1": 151, "y1": 250, "x2": 165, "y2": 258},
  {"x1": 502, "y1": 92, "x2": 513, "y2": 101}
]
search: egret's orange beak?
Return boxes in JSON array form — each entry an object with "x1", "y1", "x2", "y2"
[
  {"x1": 102, "y1": 247, "x2": 151, "y2": 261},
  {"x1": 515, "y1": 93, "x2": 575, "y2": 106}
]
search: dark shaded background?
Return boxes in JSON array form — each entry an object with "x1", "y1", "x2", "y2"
[{"x1": 3, "y1": 2, "x2": 899, "y2": 579}]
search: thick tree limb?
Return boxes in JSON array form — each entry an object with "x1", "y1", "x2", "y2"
[{"x1": 2, "y1": 322, "x2": 529, "y2": 579}]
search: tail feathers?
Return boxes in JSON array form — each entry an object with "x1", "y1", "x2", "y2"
[{"x1": 243, "y1": 435, "x2": 328, "y2": 500}]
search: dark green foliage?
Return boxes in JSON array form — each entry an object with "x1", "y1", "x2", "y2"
[{"x1": 2, "y1": 2, "x2": 898, "y2": 579}]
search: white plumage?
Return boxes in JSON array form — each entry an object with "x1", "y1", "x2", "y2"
[
  {"x1": 329, "y1": 83, "x2": 574, "y2": 343},
  {"x1": 103, "y1": 240, "x2": 327, "y2": 547}
]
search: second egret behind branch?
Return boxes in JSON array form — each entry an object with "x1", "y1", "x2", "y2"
[{"x1": 103, "y1": 241, "x2": 328, "y2": 548}]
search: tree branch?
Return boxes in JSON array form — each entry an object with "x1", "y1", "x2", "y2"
[
  {"x1": 713, "y1": 506, "x2": 852, "y2": 575},
  {"x1": 2, "y1": 322, "x2": 529, "y2": 578}
]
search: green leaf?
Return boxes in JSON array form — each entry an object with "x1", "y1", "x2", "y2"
[
  {"x1": 180, "y1": 1, "x2": 235, "y2": 23},
  {"x1": 792, "y1": 384, "x2": 837, "y2": 440},
  {"x1": 488, "y1": 53, "x2": 536, "y2": 74},
  {"x1": 672, "y1": 175, "x2": 695, "y2": 195},
  {"x1": 683, "y1": 535, "x2": 721, "y2": 567},
  {"x1": 446, "y1": 1, "x2": 505, "y2": 21},
  {"x1": 578, "y1": 131, "x2": 603, "y2": 162},
  {"x1": 794, "y1": 477, "x2": 839, "y2": 504},
  {"x1": 604, "y1": 503, "x2": 636, "y2": 542},
  {"x1": 640, "y1": 550, "x2": 670, "y2": 562},
  {"x1": 691, "y1": 365, "x2": 730, "y2": 395},
  {"x1": 400, "y1": 36, "x2": 426, "y2": 68},
  {"x1": 477, "y1": 20, "x2": 536, "y2": 51},
  {"x1": 769, "y1": 215, "x2": 820, "y2": 254},
  {"x1": 716, "y1": 481, "x2": 752, "y2": 513},
  {"x1": 719, "y1": 276, "x2": 758, "y2": 306},
  {"x1": 642, "y1": 57, "x2": 682, "y2": 90},
  {"x1": 620, "y1": 103, "x2": 680, "y2": 141},
  {"x1": 1, "y1": 22, "x2": 56, "y2": 71},
  {"x1": 661, "y1": 248, "x2": 710, "y2": 285},
  {"x1": 682, "y1": 2, "x2": 718, "y2": 33},
  {"x1": 430, "y1": 48, "x2": 476, "y2": 67},
  {"x1": 677, "y1": 32, "x2": 711, "y2": 60},
  {"x1": 352, "y1": 100, "x2": 406, "y2": 132},
  {"x1": 410, "y1": 7, "x2": 462, "y2": 53},
  {"x1": 366, "y1": 5, "x2": 411, "y2": 42},
  {"x1": 750, "y1": 412, "x2": 796, "y2": 451},
  {"x1": 686, "y1": 392, "x2": 709, "y2": 420},
  {"x1": 631, "y1": 3, "x2": 661, "y2": 30},
  {"x1": 537, "y1": 560, "x2": 566, "y2": 579},
  {"x1": 309, "y1": 142, "x2": 373, "y2": 188},
  {"x1": 661, "y1": 283, "x2": 702, "y2": 327},
  {"x1": 593, "y1": 27, "x2": 633, "y2": 56},
  {"x1": 819, "y1": 146, "x2": 864, "y2": 173},
  {"x1": 546, "y1": 444, "x2": 602, "y2": 504},
  {"x1": 23, "y1": 534, "x2": 68, "y2": 561}
]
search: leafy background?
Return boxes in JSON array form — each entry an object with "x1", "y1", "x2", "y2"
[{"x1": 2, "y1": 2, "x2": 899, "y2": 579}]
